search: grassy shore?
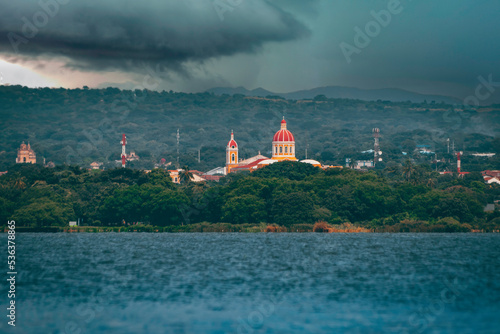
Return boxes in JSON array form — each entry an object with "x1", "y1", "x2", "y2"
[
  {"x1": 2, "y1": 220, "x2": 498, "y2": 233},
  {"x1": 2, "y1": 223, "x2": 308, "y2": 233}
]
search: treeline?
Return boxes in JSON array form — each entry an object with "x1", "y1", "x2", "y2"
[
  {"x1": 1, "y1": 162, "x2": 499, "y2": 232},
  {"x1": 1, "y1": 85, "x2": 499, "y2": 172}
]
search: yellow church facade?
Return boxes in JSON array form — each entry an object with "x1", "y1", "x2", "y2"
[{"x1": 16, "y1": 142, "x2": 36, "y2": 164}]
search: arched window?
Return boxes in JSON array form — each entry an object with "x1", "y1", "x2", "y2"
[
  {"x1": 231, "y1": 153, "x2": 235, "y2": 162},
  {"x1": 23, "y1": 157, "x2": 26, "y2": 162},
  {"x1": 285, "y1": 146, "x2": 288, "y2": 153},
  {"x1": 280, "y1": 146, "x2": 282, "y2": 153}
]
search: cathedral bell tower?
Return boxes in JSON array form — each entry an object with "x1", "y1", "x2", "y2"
[{"x1": 226, "y1": 130, "x2": 239, "y2": 173}]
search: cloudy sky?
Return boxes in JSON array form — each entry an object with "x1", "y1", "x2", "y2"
[{"x1": 0, "y1": 0, "x2": 499, "y2": 102}]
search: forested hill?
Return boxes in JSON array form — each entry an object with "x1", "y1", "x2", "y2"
[
  {"x1": 205, "y1": 85, "x2": 461, "y2": 104},
  {"x1": 0, "y1": 85, "x2": 499, "y2": 171}
]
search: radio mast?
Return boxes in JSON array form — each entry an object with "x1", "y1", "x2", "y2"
[{"x1": 120, "y1": 134, "x2": 127, "y2": 168}]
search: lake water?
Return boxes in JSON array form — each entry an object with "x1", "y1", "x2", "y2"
[{"x1": 2, "y1": 233, "x2": 500, "y2": 333}]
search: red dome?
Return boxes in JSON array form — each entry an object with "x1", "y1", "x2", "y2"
[
  {"x1": 273, "y1": 129, "x2": 294, "y2": 142},
  {"x1": 273, "y1": 118, "x2": 294, "y2": 142}
]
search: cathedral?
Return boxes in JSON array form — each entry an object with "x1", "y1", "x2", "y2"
[
  {"x1": 225, "y1": 117, "x2": 321, "y2": 174},
  {"x1": 270, "y1": 117, "x2": 298, "y2": 161},
  {"x1": 16, "y1": 142, "x2": 36, "y2": 164}
]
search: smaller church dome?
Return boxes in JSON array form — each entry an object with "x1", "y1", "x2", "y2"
[
  {"x1": 258, "y1": 159, "x2": 278, "y2": 166},
  {"x1": 300, "y1": 159, "x2": 322, "y2": 167}
]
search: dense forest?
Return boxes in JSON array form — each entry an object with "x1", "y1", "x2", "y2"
[
  {"x1": 1, "y1": 162, "x2": 499, "y2": 232},
  {"x1": 1, "y1": 85, "x2": 499, "y2": 172}
]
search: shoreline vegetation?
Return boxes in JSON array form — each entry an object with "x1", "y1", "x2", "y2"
[
  {"x1": 1, "y1": 161, "x2": 499, "y2": 233},
  {"x1": 2, "y1": 221, "x2": 498, "y2": 233}
]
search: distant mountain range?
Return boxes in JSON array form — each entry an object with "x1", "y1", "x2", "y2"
[{"x1": 205, "y1": 85, "x2": 461, "y2": 104}]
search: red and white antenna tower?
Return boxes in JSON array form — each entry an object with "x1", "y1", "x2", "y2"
[
  {"x1": 457, "y1": 151, "x2": 461, "y2": 174},
  {"x1": 120, "y1": 134, "x2": 127, "y2": 168}
]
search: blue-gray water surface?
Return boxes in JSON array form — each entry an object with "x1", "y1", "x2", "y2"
[{"x1": 2, "y1": 233, "x2": 500, "y2": 334}]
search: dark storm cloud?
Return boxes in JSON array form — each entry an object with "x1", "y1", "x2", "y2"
[{"x1": 0, "y1": 0, "x2": 309, "y2": 72}]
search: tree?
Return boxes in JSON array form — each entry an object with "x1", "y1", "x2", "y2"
[
  {"x1": 147, "y1": 168, "x2": 174, "y2": 188},
  {"x1": 252, "y1": 161, "x2": 321, "y2": 181},
  {"x1": 14, "y1": 176, "x2": 27, "y2": 189},
  {"x1": 148, "y1": 188, "x2": 190, "y2": 226},
  {"x1": 221, "y1": 195, "x2": 266, "y2": 224},
  {"x1": 0, "y1": 197, "x2": 14, "y2": 224},
  {"x1": 427, "y1": 178, "x2": 436, "y2": 189},
  {"x1": 12, "y1": 198, "x2": 74, "y2": 227},
  {"x1": 313, "y1": 94, "x2": 328, "y2": 101},
  {"x1": 408, "y1": 190, "x2": 444, "y2": 220},
  {"x1": 401, "y1": 139, "x2": 416, "y2": 153},
  {"x1": 272, "y1": 191, "x2": 316, "y2": 226},
  {"x1": 402, "y1": 159, "x2": 415, "y2": 183},
  {"x1": 179, "y1": 166, "x2": 193, "y2": 184},
  {"x1": 383, "y1": 164, "x2": 401, "y2": 180},
  {"x1": 431, "y1": 197, "x2": 474, "y2": 223},
  {"x1": 349, "y1": 158, "x2": 357, "y2": 169},
  {"x1": 99, "y1": 185, "x2": 148, "y2": 224}
]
